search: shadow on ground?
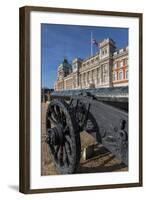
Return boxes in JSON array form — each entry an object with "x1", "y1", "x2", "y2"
[{"x1": 78, "y1": 145, "x2": 127, "y2": 173}]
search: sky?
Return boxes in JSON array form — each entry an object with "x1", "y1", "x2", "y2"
[{"x1": 41, "y1": 24, "x2": 128, "y2": 89}]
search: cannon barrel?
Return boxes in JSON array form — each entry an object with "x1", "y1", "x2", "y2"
[{"x1": 51, "y1": 86, "x2": 128, "y2": 111}]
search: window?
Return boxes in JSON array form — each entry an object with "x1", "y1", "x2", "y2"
[
  {"x1": 120, "y1": 61, "x2": 123, "y2": 67},
  {"x1": 119, "y1": 71, "x2": 123, "y2": 80},
  {"x1": 73, "y1": 63, "x2": 77, "y2": 69},
  {"x1": 126, "y1": 70, "x2": 128, "y2": 79},
  {"x1": 87, "y1": 72, "x2": 89, "y2": 82},
  {"x1": 102, "y1": 48, "x2": 108, "y2": 55},
  {"x1": 97, "y1": 68, "x2": 100, "y2": 84},
  {"x1": 125, "y1": 59, "x2": 128, "y2": 66},
  {"x1": 114, "y1": 63, "x2": 117, "y2": 69},
  {"x1": 91, "y1": 70, "x2": 94, "y2": 81},
  {"x1": 113, "y1": 72, "x2": 117, "y2": 81},
  {"x1": 103, "y1": 64, "x2": 107, "y2": 73}
]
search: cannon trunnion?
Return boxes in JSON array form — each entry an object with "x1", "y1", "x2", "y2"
[{"x1": 45, "y1": 87, "x2": 128, "y2": 174}]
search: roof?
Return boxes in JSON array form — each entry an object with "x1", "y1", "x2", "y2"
[{"x1": 58, "y1": 58, "x2": 72, "y2": 69}]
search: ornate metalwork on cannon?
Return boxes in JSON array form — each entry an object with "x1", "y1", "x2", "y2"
[{"x1": 45, "y1": 87, "x2": 128, "y2": 174}]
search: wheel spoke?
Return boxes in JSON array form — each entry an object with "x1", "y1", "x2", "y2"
[
  {"x1": 54, "y1": 145, "x2": 60, "y2": 159},
  {"x1": 65, "y1": 135, "x2": 72, "y2": 147},
  {"x1": 55, "y1": 105, "x2": 62, "y2": 121},
  {"x1": 60, "y1": 110, "x2": 65, "y2": 123},
  {"x1": 63, "y1": 125, "x2": 69, "y2": 133},
  {"x1": 57, "y1": 145, "x2": 63, "y2": 165},
  {"x1": 51, "y1": 106, "x2": 59, "y2": 122},
  {"x1": 63, "y1": 146, "x2": 69, "y2": 166},
  {"x1": 65, "y1": 141, "x2": 71, "y2": 155},
  {"x1": 65, "y1": 142, "x2": 72, "y2": 163},
  {"x1": 47, "y1": 109, "x2": 57, "y2": 124},
  {"x1": 47, "y1": 116, "x2": 57, "y2": 125}
]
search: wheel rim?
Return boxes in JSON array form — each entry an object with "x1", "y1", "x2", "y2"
[{"x1": 46, "y1": 99, "x2": 81, "y2": 174}]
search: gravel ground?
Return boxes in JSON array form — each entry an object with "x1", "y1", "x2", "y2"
[{"x1": 41, "y1": 102, "x2": 127, "y2": 176}]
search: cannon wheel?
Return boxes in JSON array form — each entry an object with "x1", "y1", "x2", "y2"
[{"x1": 46, "y1": 99, "x2": 81, "y2": 174}]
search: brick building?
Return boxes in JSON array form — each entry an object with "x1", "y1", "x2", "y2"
[{"x1": 54, "y1": 38, "x2": 128, "y2": 91}]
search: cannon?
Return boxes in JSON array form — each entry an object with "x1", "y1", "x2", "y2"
[{"x1": 45, "y1": 87, "x2": 128, "y2": 174}]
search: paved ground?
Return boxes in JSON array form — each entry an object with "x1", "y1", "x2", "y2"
[{"x1": 41, "y1": 102, "x2": 127, "y2": 176}]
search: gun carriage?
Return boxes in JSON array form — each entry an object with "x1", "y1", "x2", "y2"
[{"x1": 45, "y1": 87, "x2": 128, "y2": 174}]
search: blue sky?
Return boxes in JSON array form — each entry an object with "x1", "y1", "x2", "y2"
[{"x1": 41, "y1": 24, "x2": 128, "y2": 89}]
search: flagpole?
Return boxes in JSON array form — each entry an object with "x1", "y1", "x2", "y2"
[{"x1": 91, "y1": 32, "x2": 93, "y2": 57}]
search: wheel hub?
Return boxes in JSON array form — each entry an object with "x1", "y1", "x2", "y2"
[{"x1": 46, "y1": 123, "x2": 64, "y2": 146}]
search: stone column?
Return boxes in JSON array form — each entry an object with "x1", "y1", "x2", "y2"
[
  {"x1": 83, "y1": 73, "x2": 85, "y2": 87},
  {"x1": 64, "y1": 80, "x2": 66, "y2": 90},
  {"x1": 99, "y1": 67, "x2": 101, "y2": 86},
  {"x1": 85, "y1": 73, "x2": 87, "y2": 86},
  {"x1": 93, "y1": 69, "x2": 96, "y2": 84}
]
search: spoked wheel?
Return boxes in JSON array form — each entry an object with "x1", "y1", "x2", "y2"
[{"x1": 46, "y1": 99, "x2": 81, "y2": 174}]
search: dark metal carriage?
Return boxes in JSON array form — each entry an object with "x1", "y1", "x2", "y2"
[{"x1": 45, "y1": 86, "x2": 128, "y2": 174}]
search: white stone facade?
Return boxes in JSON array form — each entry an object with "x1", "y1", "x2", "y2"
[{"x1": 54, "y1": 38, "x2": 128, "y2": 91}]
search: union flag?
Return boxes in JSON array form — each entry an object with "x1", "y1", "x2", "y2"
[{"x1": 92, "y1": 39, "x2": 98, "y2": 47}]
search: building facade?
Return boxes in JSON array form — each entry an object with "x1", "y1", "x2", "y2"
[{"x1": 54, "y1": 38, "x2": 128, "y2": 91}]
